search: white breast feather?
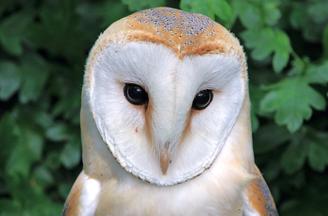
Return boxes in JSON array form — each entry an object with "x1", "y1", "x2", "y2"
[{"x1": 80, "y1": 175, "x2": 101, "y2": 216}]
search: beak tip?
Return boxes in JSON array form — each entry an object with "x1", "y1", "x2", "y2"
[
  {"x1": 161, "y1": 166, "x2": 168, "y2": 175},
  {"x1": 160, "y1": 151, "x2": 170, "y2": 175}
]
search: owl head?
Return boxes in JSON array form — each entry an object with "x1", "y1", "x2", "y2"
[{"x1": 81, "y1": 7, "x2": 250, "y2": 186}]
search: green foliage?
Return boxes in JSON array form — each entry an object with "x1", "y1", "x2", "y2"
[
  {"x1": 260, "y1": 76, "x2": 325, "y2": 132},
  {"x1": 180, "y1": 0, "x2": 234, "y2": 26},
  {"x1": 122, "y1": 0, "x2": 165, "y2": 11},
  {"x1": 0, "y1": 0, "x2": 327, "y2": 215}
]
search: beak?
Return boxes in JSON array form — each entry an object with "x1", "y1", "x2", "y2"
[{"x1": 160, "y1": 149, "x2": 170, "y2": 175}]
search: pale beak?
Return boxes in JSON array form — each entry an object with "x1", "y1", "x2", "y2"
[{"x1": 160, "y1": 149, "x2": 170, "y2": 175}]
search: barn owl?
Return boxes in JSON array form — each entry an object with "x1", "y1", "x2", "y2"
[{"x1": 63, "y1": 7, "x2": 278, "y2": 216}]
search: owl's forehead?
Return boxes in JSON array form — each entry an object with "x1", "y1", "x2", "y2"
[
  {"x1": 88, "y1": 7, "x2": 244, "y2": 61},
  {"x1": 127, "y1": 7, "x2": 218, "y2": 54}
]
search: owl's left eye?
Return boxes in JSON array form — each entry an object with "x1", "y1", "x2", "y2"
[
  {"x1": 124, "y1": 83, "x2": 148, "y2": 105},
  {"x1": 192, "y1": 89, "x2": 213, "y2": 110}
]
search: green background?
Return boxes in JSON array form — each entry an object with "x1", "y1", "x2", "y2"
[{"x1": 0, "y1": 0, "x2": 327, "y2": 215}]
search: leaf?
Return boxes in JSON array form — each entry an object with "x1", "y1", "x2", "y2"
[
  {"x1": 33, "y1": 165, "x2": 54, "y2": 188},
  {"x1": 58, "y1": 182, "x2": 71, "y2": 199},
  {"x1": 180, "y1": 0, "x2": 215, "y2": 19},
  {"x1": 5, "y1": 127, "x2": 43, "y2": 181},
  {"x1": 308, "y1": 142, "x2": 328, "y2": 172},
  {"x1": 305, "y1": 61, "x2": 328, "y2": 84},
  {"x1": 122, "y1": 0, "x2": 165, "y2": 11},
  {"x1": 46, "y1": 123, "x2": 70, "y2": 141},
  {"x1": 251, "y1": 109, "x2": 259, "y2": 132},
  {"x1": 0, "y1": 61, "x2": 21, "y2": 100},
  {"x1": 210, "y1": 0, "x2": 235, "y2": 26},
  {"x1": 44, "y1": 152, "x2": 61, "y2": 170},
  {"x1": 254, "y1": 124, "x2": 290, "y2": 154},
  {"x1": 235, "y1": 1, "x2": 281, "y2": 28},
  {"x1": 308, "y1": 1, "x2": 328, "y2": 24},
  {"x1": 0, "y1": 114, "x2": 19, "y2": 166},
  {"x1": 307, "y1": 131, "x2": 328, "y2": 172},
  {"x1": 0, "y1": 199, "x2": 21, "y2": 215},
  {"x1": 242, "y1": 28, "x2": 291, "y2": 72},
  {"x1": 180, "y1": 0, "x2": 235, "y2": 26},
  {"x1": 289, "y1": 1, "x2": 325, "y2": 42},
  {"x1": 281, "y1": 141, "x2": 307, "y2": 174},
  {"x1": 260, "y1": 77, "x2": 326, "y2": 132},
  {"x1": 249, "y1": 85, "x2": 265, "y2": 132},
  {"x1": 323, "y1": 26, "x2": 328, "y2": 57},
  {"x1": 263, "y1": 1, "x2": 281, "y2": 26},
  {"x1": 234, "y1": 1, "x2": 261, "y2": 29},
  {"x1": 60, "y1": 136, "x2": 81, "y2": 169},
  {"x1": 34, "y1": 111, "x2": 54, "y2": 129},
  {"x1": 272, "y1": 31, "x2": 291, "y2": 72},
  {"x1": 0, "y1": 11, "x2": 32, "y2": 55},
  {"x1": 241, "y1": 28, "x2": 275, "y2": 60},
  {"x1": 273, "y1": 51, "x2": 289, "y2": 73},
  {"x1": 94, "y1": 1, "x2": 128, "y2": 27},
  {"x1": 19, "y1": 54, "x2": 49, "y2": 103},
  {"x1": 28, "y1": 1, "x2": 89, "y2": 63}
]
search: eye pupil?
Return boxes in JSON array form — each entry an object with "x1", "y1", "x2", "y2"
[
  {"x1": 192, "y1": 89, "x2": 213, "y2": 110},
  {"x1": 124, "y1": 83, "x2": 148, "y2": 105}
]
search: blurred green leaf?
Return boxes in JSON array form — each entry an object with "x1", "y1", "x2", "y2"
[
  {"x1": 260, "y1": 77, "x2": 326, "y2": 132},
  {"x1": 250, "y1": 85, "x2": 265, "y2": 132},
  {"x1": 234, "y1": 1, "x2": 261, "y2": 29},
  {"x1": 0, "y1": 114, "x2": 18, "y2": 165},
  {"x1": 289, "y1": 1, "x2": 328, "y2": 42},
  {"x1": 19, "y1": 55, "x2": 49, "y2": 103},
  {"x1": 272, "y1": 31, "x2": 291, "y2": 72},
  {"x1": 305, "y1": 61, "x2": 328, "y2": 84},
  {"x1": 242, "y1": 28, "x2": 291, "y2": 72},
  {"x1": 0, "y1": 62, "x2": 21, "y2": 100},
  {"x1": 181, "y1": 0, "x2": 235, "y2": 26},
  {"x1": 33, "y1": 165, "x2": 54, "y2": 188},
  {"x1": 60, "y1": 136, "x2": 81, "y2": 169},
  {"x1": 254, "y1": 124, "x2": 290, "y2": 154},
  {"x1": 5, "y1": 127, "x2": 43, "y2": 181},
  {"x1": 263, "y1": 1, "x2": 281, "y2": 26},
  {"x1": 307, "y1": 130, "x2": 328, "y2": 172},
  {"x1": 323, "y1": 26, "x2": 328, "y2": 57},
  {"x1": 281, "y1": 140, "x2": 307, "y2": 174},
  {"x1": 46, "y1": 123, "x2": 70, "y2": 142},
  {"x1": 0, "y1": 11, "x2": 32, "y2": 55},
  {"x1": 181, "y1": 0, "x2": 215, "y2": 18},
  {"x1": 307, "y1": 1, "x2": 328, "y2": 23},
  {"x1": 122, "y1": 0, "x2": 165, "y2": 11},
  {"x1": 211, "y1": 0, "x2": 234, "y2": 25}
]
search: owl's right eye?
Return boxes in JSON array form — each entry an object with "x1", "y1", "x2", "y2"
[{"x1": 124, "y1": 83, "x2": 149, "y2": 105}]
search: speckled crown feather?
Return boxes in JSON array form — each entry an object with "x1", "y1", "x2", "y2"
[{"x1": 88, "y1": 7, "x2": 244, "y2": 59}]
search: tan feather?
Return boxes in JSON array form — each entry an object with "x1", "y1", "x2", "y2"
[
  {"x1": 244, "y1": 166, "x2": 278, "y2": 216},
  {"x1": 62, "y1": 172, "x2": 84, "y2": 216}
]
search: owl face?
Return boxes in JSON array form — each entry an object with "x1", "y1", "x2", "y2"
[{"x1": 84, "y1": 8, "x2": 247, "y2": 186}]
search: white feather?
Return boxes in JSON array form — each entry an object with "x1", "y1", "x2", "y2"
[{"x1": 80, "y1": 175, "x2": 101, "y2": 216}]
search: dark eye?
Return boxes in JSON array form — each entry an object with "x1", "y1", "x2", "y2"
[
  {"x1": 192, "y1": 89, "x2": 213, "y2": 110},
  {"x1": 124, "y1": 83, "x2": 148, "y2": 105}
]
